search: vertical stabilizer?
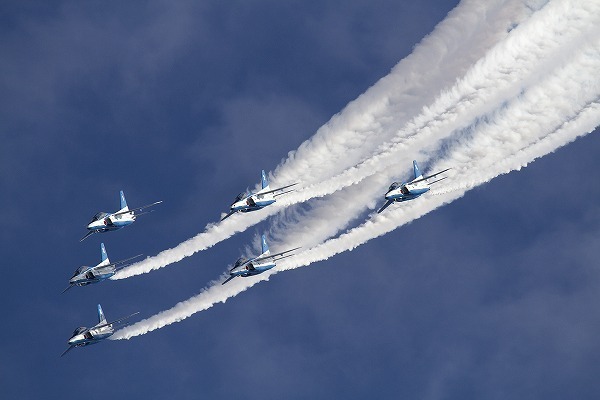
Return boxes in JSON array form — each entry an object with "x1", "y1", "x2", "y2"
[
  {"x1": 261, "y1": 170, "x2": 269, "y2": 190},
  {"x1": 119, "y1": 190, "x2": 129, "y2": 211},
  {"x1": 100, "y1": 243, "x2": 109, "y2": 263},
  {"x1": 261, "y1": 234, "x2": 270, "y2": 255},
  {"x1": 97, "y1": 304, "x2": 107, "y2": 324},
  {"x1": 413, "y1": 160, "x2": 423, "y2": 180}
]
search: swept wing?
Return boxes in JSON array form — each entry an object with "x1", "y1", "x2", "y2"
[
  {"x1": 410, "y1": 168, "x2": 451, "y2": 185},
  {"x1": 377, "y1": 200, "x2": 394, "y2": 214},
  {"x1": 112, "y1": 200, "x2": 163, "y2": 217},
  {"x1": 258, "y1": 183, "x2": 299, "y2": 196}
]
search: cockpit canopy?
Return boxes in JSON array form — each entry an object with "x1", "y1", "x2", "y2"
[
  {"x1": 388, "y1": 182, "x2": 401, "y2": 191},
  {"x1": 72, "y1": 327, "x2": 87, "y2": 337},
  {"x1": 232, "y1": 192, "x2": 248, "y2": 204},
  {"x1": 233, "y1": 257, "x2": 248, "y2": 268},
  {"x1": 71, "y1": 266, "x2": 88, "y2": 278},
  {"x1": 90, "y1": 212, "x2": 109, "y2": 223}
]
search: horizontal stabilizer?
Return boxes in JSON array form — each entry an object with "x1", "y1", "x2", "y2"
[
  {"x1": 271, "y1": 253, "x2": 296, "y2": 262},
  {"x1": 222, "y1": 275, "x2": 237, "y2": 285},
  {"x1": 428, "y1": 176, "x2": 448, "y2": 185},
  {"x1": 95, "y1": 311, "x2": 140, "y2": 330},
  {"x1": 112, "y1": 254, "x2": 143, "y2": 267},
  {"x1": 377, "y1": 200, "x2": 394, "y2": 214},
  {"x1": 273, "y1": 189, "x2": 296, "y2": 197},
  {"x1": 113, "y1": 200, "x2": 163, "y2": 217},
  {"x1": 131, "y1": 210, "x2": 154, "y2": 218},
  {"x1": 253, "y1": 246, "x2": 301, "y2": 263},
  {"x1": 410, "y1": 168, "x2": 451, "y2": 185},
  {"x1": 259, "y1": 182, "x2": 299, "y2": 196}
]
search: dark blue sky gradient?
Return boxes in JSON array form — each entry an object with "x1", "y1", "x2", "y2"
[{"x1": 2, "y1": 1, "x2": 600, "y2": 399}]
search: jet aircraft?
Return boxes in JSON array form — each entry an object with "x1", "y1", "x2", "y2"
[
  {"x1": 81, "y1": 190, "x2": 162, "y2": 241},
  {"x1": 221, "y1": 170, "x2": 297, "y2": 221},
  {"x1": 63, "y1": 243, "x2": 142, "y2": 293},
  {"x1": 377, "y1": 160, "x2": 450, "y2": 213},
  {"x1": 222, "y1": 234, "x2": 300, "y2": 284},
  {"x1": 61, "y1": 304, "x2": 139, "y2": 356}
]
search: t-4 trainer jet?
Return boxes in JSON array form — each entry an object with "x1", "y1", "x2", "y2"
[
  {"x1": 80, "y1": 190, "x2": 162, "y2": 241},
  {"x1": 61, "y1": 304, "x2": 139, "y2": 356},
  {"x1": 63, "y1": 243, "x2": 142, "y2": 293},
  {"x1": 222, "y1": 234, "x2": 300, "y2": 284},
  {"x1": 377, "y1": 160, "x2": 450, "y2": 214},
  {"x1": 220, "y1": 170, "x2": 297, "y2": 221}
]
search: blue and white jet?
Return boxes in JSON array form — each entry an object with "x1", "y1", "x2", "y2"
[
  {"x1": 63, "y1": 243, "x2": 142, "y2": 293},
  {"x1": 80, "y1": 190, "x2": 162, "y2": 241},
  {"x1": 220, "y1": 170, "x2": 298, "y2": 221},
  {"x1": 377, "y1": 160, "x2": 450, "y2": 213},
  {"x1": 61, "y1": 304, "x2": 139, "y2": 357},
  {"x1": 222, "y1": 234, "x2": 300, "y2": 284}
]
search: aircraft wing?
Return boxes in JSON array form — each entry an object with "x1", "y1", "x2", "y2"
[
  {"x1": 222, "y1": 275, "x2": 237, "y2": 285},
  {"x1": 79, "y1": 230, "x2": 96, "y2": 242},
  {"x1": 62, "y1": 284, "x2": 75, "y2": 294},
  {"x1": 377, "y1": 200, "x2": 394, "y2": 214},
  {"x1": 113, "y1": 200, "x2": 163, "y2": 217},
  {"x1": 253, "y1": 247, "x2": 301, "y2": 262},
  {"x1": 410, "y1": 168, "x2": 451, "y2": 184},
  {"x1": 94, "y1": 312, "x2": 140, "y2": 330},
  {"x1": 61, "y1": 345, "x2": 75, "y2": 357},
  {"x1": 220, "y1": 210, "x2": 237, "y2": 222},
  {"x1": 259, "y1": 182, "x2": 299, "y2": 196}
]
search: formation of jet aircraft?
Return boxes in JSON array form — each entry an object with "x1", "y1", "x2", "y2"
[
  {"x1": 64, "y1": 162, "x2": 448, "y2": 356},
  {"x1": 220, "y1": 170, "x2": 298, "y2": 221},
  {"x1": 61, "y1": 304, "x2": 139, "y2": 356},
  {"x1": 80, "y1": 190, "x2": 162, "y2": 241}
]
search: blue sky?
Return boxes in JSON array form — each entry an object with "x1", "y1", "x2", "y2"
[{"x1": 2, "y1": 1, "x2": 600, "y2": 399}]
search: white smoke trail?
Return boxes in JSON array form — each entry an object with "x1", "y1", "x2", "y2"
[
  {"x1": 280, "y1": 0, "x2": 600, "y2": 206},
  {"x1": 114, "y1": 0, "x2": 531, "y2": 279},
  {"x1": 112, "y1": 100, "x2": 599, "y2": 340},
  {"x1": 112, "y1": 29, "x2": 600, "y2": 340},
  {"x1": 273, "y1": 27, "x2": 600, "y2": 254}
]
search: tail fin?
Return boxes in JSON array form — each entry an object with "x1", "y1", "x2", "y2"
[
  {"x1": 97, "y1": 304, "x2": 107, "y2": 324},
  {"x1": 261, "y1": 170, "x2": 269, "y2": 190},
  {"x1": 261, "y1": 234, "x2": 270, "y2": 255},
  {"x1": 413, "y1": 160, "x2": 423, "y2": 180},
  {"x1": 119, "y1": 190, "x2": 129, "y2": 211},
  {"x1": 100, "y1": 243, "x2": 109, "y2": 263}
]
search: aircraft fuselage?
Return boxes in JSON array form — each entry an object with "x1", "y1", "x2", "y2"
[
  {"x1": 385, "y1": 181, "x2": 430, "y2": 202},
  {"x1": 228, "y1": 258, "x2": 275, "y2": 279},
  {"x1": 67, "y1": 325, "x2": 113, "y2": 347},
  {"x1": 69, "y1": 265, "x2": 116, "y2": 287},
  {"x1": 230, "y1": 192, "x2": 276, "y2": 213},
  {"x1": 87, "y1": 211, "x2": 135, "y2": 233}
]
